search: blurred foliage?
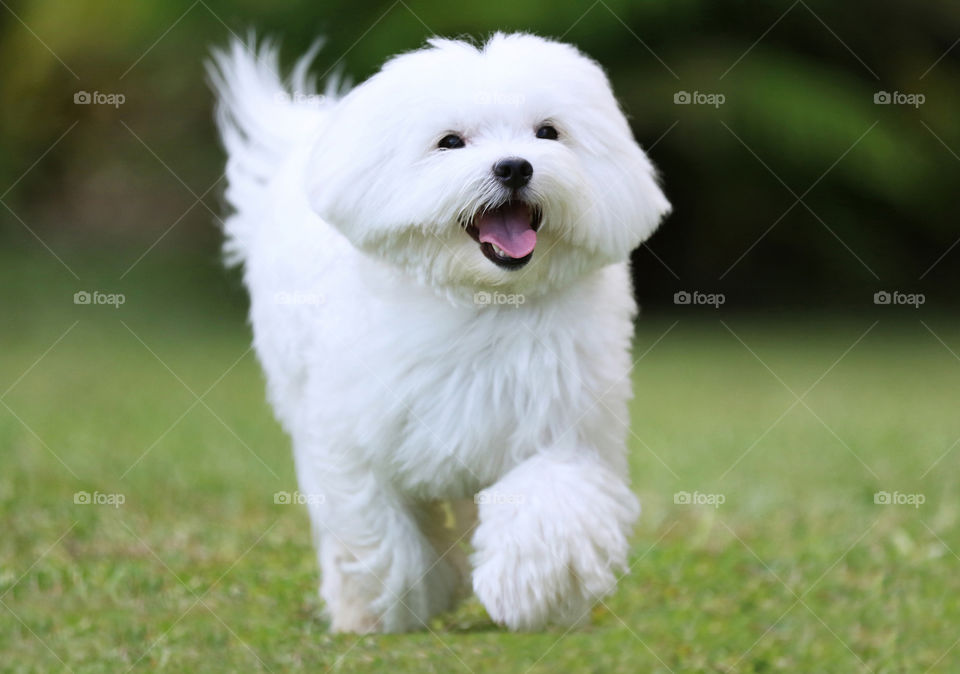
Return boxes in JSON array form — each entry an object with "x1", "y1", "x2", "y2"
[{"x1": 0, "y1": 0, "x2": 958, "y2": 307}]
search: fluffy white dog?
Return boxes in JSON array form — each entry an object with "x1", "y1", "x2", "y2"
[{"x1": 209, "y1": 32, "x2": 670, "y2": 633}]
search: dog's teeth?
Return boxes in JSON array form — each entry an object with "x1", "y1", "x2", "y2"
[{"x1": 492, "y1": 244, "x2": 507, "y2": 258}]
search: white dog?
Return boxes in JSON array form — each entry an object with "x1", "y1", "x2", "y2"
[{"x1": 209, "y1": 32, "x2": 670, "y2": 633}]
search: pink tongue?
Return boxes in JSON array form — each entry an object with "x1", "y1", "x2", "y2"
[{"x1": 476, "y1": 203, "x2": 537, "y2": 259}]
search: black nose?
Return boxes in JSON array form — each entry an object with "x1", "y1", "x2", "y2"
[{"x1": 492, "y1": 157, "x2": 533, "y2": 189}]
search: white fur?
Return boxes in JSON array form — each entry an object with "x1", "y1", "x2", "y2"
[{"x1": 208, "y1": 32, "x2": 670, "y2": 633}]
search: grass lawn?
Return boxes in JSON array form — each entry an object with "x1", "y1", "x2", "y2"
[{"x1": 1, "y1": 252, "x2": 959, "y2": 672}]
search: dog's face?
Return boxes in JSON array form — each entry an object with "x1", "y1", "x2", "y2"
[{"x1": 306, "y1": 32, "x2": 670, "y2": 297}]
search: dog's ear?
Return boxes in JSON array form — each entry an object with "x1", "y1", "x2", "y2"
[
  {"x1": 304, "y1": 45, "x2": 456, "y2": 252},
  {"x1": 304, "y1": 85, "x2": 404, "y2": 248},
  {"x1": 581, "y1": 135, "x2": 671, "y2": 262},
  {"x1": 513, "y1": 36, "x2": 672, "y2": 263}
]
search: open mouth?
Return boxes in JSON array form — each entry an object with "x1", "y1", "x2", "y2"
[{"x1": 465, "y1": 201, "x2": 542, "y2": 270}]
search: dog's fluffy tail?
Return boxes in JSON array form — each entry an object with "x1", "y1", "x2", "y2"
[{"x1": 207, "y1": 37, "x2": 343, "y2": 266}]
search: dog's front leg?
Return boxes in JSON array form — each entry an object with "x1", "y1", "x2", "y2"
[
  {"x1": 470, "y1": 450, "x2": 640, "y2": 630},
  {"x1": 309, "y1": 475, "x2": 464, "y2": 633}
]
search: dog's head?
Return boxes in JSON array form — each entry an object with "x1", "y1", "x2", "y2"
[{"x1": 306, "y1": 32, "x2": 670, "y2": 297}]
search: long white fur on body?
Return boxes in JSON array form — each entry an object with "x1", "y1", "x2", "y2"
[{"x1": 208, "y1": 32, "x2": 670, "y2": 633}]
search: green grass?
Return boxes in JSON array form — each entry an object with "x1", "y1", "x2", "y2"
[{"x1": 2, "y1": 252, "x2": 959, "y2": 672}]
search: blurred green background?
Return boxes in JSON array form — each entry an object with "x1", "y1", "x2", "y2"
[{"x1": 1, "y1": 0, "x2": 957, "y2": 310}]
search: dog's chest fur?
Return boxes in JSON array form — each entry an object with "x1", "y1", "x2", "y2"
[{"x1": 248, "y1": 235, "x2": 635, "y2": 500}]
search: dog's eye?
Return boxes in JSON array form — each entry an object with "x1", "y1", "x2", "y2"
[
  {"x1": 438, "y1": 134, "x2": 465, "y2": 150},
  {"x1": 535, "y1": 125, "x2": 559, "y2": 140}
]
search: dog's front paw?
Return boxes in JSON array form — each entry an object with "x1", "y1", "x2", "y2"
[
  {"x1": 472, "y1": 511, "x2": 627, "y2": 630},
  {"x1": 470, "y1": 453, "x2": 639, "y2": 630}
]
